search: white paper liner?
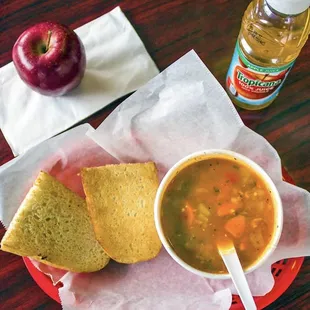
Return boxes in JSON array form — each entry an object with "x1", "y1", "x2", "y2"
[{"x1": 0, "y1": 51, "x2": 309, "y2": 309}]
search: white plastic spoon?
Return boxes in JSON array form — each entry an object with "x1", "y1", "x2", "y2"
[{"x1": 218, "y1": 239, "x2": 257, "y2": 310}]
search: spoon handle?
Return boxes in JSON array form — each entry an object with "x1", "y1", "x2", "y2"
[{"x1": 221, "y1": 251, "x2": 257, "y2": 310}]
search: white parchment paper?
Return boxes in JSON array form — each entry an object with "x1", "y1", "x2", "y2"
[
  {"x1": 0, "y1": 51, "x2": 309, "y2": 309},
  {"x1": 0, "y1": 6, "x2": 159, "y2": 156},
  {"x1": 90, "y1": 51, "x2": 310, "y2": 265},
  {"x1": 0, "y1": 124, "x2": 232, "y2": 309}
]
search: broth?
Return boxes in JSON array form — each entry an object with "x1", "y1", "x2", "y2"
[{"x1": 161, "y1": 157, "x2": 275, "y2": 274}]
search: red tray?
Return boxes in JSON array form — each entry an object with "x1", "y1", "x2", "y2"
[{"x1": 23, "y1": 168, "x2": 304, "y2": 309}]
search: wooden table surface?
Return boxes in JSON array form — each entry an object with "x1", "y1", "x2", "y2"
[{"x1": 0, "y1": 0, "x2": 309, "y2": 309}]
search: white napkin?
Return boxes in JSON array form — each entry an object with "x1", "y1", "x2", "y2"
[{"x1": 0, "y1": 6, "x2": 159, "y2": 156}]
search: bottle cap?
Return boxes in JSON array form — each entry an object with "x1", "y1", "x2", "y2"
[{"x1": 266, "y1": 0, "x2": 310, "y2": 15}]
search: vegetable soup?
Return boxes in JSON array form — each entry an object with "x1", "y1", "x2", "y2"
[{"x1": 161, "y1": 157, "x2": 275, "y2": 274}]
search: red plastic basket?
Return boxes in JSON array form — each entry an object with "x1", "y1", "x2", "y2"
[
  {"x1": 22, "y1": 168, "x2": 304, "y2": 309},
  {"x1": 23, "y1": 255, "x2": 304, "y2": 309}
]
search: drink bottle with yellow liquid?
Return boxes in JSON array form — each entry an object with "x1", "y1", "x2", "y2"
[{"x1": 226, "y1": 0, "x2": 310, "y2": 110}]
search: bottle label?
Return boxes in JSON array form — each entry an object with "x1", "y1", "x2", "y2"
[{"x1": 226, "y1": 42, "x2": 294, "y2": 106}]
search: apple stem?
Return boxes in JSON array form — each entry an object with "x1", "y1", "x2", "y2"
[{"x1": 46, "y1": 31, "x2": 52, "y2": 52}]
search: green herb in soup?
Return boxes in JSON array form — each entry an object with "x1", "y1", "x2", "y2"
[{"x1": 161, "y1": 157, "x2": 274, "y2": 274}]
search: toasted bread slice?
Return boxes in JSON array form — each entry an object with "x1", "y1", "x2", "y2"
[
  {"x1": 81, "y1": 162, "x2": 162, "y2": 264},
  {"x1": 0, "y1": 171, "x2": 110, "y2": 273}
]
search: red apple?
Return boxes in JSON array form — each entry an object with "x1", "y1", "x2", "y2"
[{"x1": 12, "y1": 22, "x2": 86, "y2": 96}]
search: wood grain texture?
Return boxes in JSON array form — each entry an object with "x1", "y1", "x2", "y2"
[{"x1": 0, "y1": 0, "x2": 309, "y2": 309}]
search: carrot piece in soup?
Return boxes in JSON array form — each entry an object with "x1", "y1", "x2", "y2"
[
  {"x1": 224, "y1": 215, "x2": 246, "y2": 238},
  {"x1": 239, "y1": 237, "x2": 248, "y2": 251},
  {"x1": 225, "y1": 172, "x2": 239, "y2": 183},
  {"x1": 239, "y1": 242, "x2": 246, "y2": 251},
  {"x1": 217, "y1": 202, "x2": 239, "y2": 217},
  {"x1": 182, "y1": 203, "x2": 195, "y2": 227}
]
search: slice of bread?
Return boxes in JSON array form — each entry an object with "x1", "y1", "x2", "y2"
[
  {"x1": 0, "y1": 171, "x2": 110, "y2": 273},
  {"x1": 81, "y1": 162, "x2": 162, "y2": 264}
]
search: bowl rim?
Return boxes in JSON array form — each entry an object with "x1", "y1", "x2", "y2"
[{"x1": 154, "y1": 149, "x2": 283, "y2": 279}]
